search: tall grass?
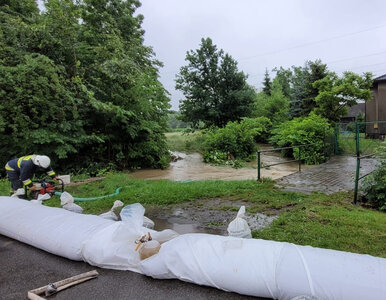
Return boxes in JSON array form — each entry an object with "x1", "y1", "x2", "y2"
[
  {"x1": 166, "y1": 131, "x2": 206, "y2": 153},
  {"x1": 338, "y1": 134, "x2": 382, "y2": 155}
]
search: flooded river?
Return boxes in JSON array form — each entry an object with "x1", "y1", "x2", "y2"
[
  {"x1": 131, "y1": 148, "x2": 298, "y2": 234},
  {"x1": 131, "y1": 150, "x2": 309, "y2": 181}
]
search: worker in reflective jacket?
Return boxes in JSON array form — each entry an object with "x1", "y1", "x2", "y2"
[{"x1": 4, "y1": 155, "x2": 57, "y2": 196}]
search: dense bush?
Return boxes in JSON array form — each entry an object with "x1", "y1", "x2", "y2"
[
  {"x1": 203, "y1": 117, "x2": 271, "y2": 165},
  {"x1": 0, "y1": 1, "x2": 170, "y2": 174},
  {"x1": 362, "y1": 142, "x2": 386, "y2": 210},
  {"x1": 270, "y1": 113, "x2": 333, "y2": 164}
]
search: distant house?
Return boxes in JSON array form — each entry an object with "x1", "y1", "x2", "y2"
[
  {"x1": 340, "y1": 103, "x2": 365, "y2": 123},
  {"x1": 366, "y1": 74, "x2": 386, "y2": 138}
]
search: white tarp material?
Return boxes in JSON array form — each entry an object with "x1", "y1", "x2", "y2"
[
  {"x1": 1, "y1": 196, "x2": 386, "y2": 299},
  {"x1": 0, "y1": 196, "x2": 114, "y2": 261},
  {"x1": 140, "y1": 233, "x2": 386, "y2": 300},
  {"x1": 0, "y1": 196, "x2": 174, "y2": 273}
]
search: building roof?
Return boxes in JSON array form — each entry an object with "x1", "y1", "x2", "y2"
[
  {"x1": 345, "y1": 103, "x2": 365, "y2": 118},
  {"x1": 373, "y1": 74, "x2": 386, "y2": 82}
]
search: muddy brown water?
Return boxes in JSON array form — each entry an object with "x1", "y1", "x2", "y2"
[
  {"x1": 143, "y1": 199, "x2": 278, "y2": 236},
  {"x1": 132, "y1": 151, "x2": 311, "y2": 181},
  {"x1": 131, "y1": 150, "x2": 307, "y2": 235}
]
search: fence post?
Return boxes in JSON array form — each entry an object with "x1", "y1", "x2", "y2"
[
  {"x1": 334, "y1": 124, "x2": 339, "y2": 155},
  {"x1": 298, "y1": 147, "x2": 302, "y2": 172},
  {"x1": 355, "y1": 122, "x2": 360, "y2": 156},
  {"x1": 353, "y1": 122, "x2": 360, "y2": 204},
  {"x1": 257, "y1": 151, "x2": 261, "y2": 181}
]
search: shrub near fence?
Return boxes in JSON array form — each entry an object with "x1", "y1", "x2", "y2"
[
  {"x1": 362, "y1": 141, "x2": 386, "y2": 210},
  {"x1": 203, "y1": 118, "x2": 271, "y2": 164},
  {"x1": 270, "y1": 113, "x2": 333, "y2": 164}
]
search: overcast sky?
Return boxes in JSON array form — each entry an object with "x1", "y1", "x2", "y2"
[{"x1": 137, "y1": 0, "x2": 386, "y2": 110}]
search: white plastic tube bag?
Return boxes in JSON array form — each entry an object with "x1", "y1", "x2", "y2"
[
  {"x1": 60, "y1": 191, "x2": 83, "y2": 213},
  {"x1": 0, "y1": 196, "x2": 114, "y2": 260},
  {"x1": 120, "y1": 203, "x2": 155, "y2": 229},
  {"x1": 81, "y1": 221, "x2": 148, "y2": 272},
  {"x1": 140, "y1": 233, "x2": 386, "y2": 300},
  {"x1": 227, "y1": 206, "x2": 251, "y2": 238},
  {"x1": 82, "y1": 203, "x2": 148, "y2": 272},
  {"x1": 99, "y1": 200, "x2": 124, "y2": 221},
  {"x1": 83, "y1": 203, "x2": 178, "y2": 272}
]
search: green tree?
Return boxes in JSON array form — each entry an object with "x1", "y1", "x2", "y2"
[
  {"x1": 262, "y1": 68, "x2": 272, "y2": 96},
  {"x1": 283, "y1": 60, "x2": 329, "y2": 118},
  {"x1": 313, "y1": 72, "x2": 372, "y2": 123},
  {"x1": 273, "y1": 66, "x2": 292, "y2": 99},
  {"x1": 253, "y1": 79, "x2": 290, "y2": 124},
  {"x1": 0, "y1": 0, "x2": 171, "y2": 172},
  {"x1": 0, "y1": 54, "x2": 92, "y2": 163},
  {"x1": 301, "y1": 60, "x2": 329, "y2": 116},
  {"x1": 176, "y1": 38, "x2": 255, "y2": 128},
  {"x1": 289, "y1": 66, "x2": 306, "y2": 118}
]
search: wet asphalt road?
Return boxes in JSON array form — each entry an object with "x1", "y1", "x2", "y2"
[{"x1": 0, "y1": 235, "x2": 263, "y2": 300}]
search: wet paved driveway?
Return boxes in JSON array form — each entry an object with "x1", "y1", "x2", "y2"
[{"x1": 276, "y1": 156, "x2": 379, "y2": 194}]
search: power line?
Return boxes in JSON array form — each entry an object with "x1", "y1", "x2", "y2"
[
  {"x1": 247, "y1": 54, "x2": 386, "y2": 79},
  {"x1": 326, "y1": 50, "x2": 386, "y2": 65},
  {"x1": 239, "y1": 23, "x2": 386, "y2": 61},
  {"x1": 333, "y1": 61, "x2": 386, "y2": 72}
]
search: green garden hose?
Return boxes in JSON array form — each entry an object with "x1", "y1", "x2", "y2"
[
  {"x1": 54, "y1": 179, "x2": 192, "y2": 202},
  {"x1": 54, "y1": 187, "x2": 122, "y2": 202}
]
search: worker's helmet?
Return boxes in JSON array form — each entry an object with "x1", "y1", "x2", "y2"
[{"x1": 33, "y1": 155, "x2": 51, "y2": 168}]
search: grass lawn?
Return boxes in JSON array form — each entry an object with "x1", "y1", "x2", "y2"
[
  {"x1": 1, "y1": 173, "x2": 384, "y2": 258},
  {"x1": 165, "y1": 131, "x2": 206, "y2": 153},
  {"x1": 338, "y1": 134, "x2": 382, "y2": 155}
]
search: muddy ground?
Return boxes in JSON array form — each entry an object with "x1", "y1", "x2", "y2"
[{"x1": 144, "y1": 198, "x2": 278, "y2": 235}]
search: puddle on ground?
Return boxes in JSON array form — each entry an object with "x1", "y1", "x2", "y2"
[
  {"x1": 132, "y1": 150, "x2": 312, "y2": 181},
  {"x1": 145, "y1": 199, "x2": 278, "y2": 236}
]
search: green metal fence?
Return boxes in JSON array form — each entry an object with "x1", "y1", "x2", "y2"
[
  {"x1": 335, "y1": 121, "x2": 386, "y2": 203},
  {"x1": 257, "y1": 144, "x2": 310, "y2": 181},
  {"x1": 256, "y1": 138, "x2": 334, "y2": 181}
]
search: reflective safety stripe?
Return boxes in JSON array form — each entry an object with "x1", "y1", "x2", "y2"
[
  {"x1": 23, "y1": 179, "x2": 32, "y2": 186},
  {"x1": 5, "y1": 164, "x2": 14, "y2": 171},
  {"x1": 47, "y1": 171, "x2": 55, "y2": 176},
  {"x1": 17, "y1": 155, "x2": 33, "y2": 168}
]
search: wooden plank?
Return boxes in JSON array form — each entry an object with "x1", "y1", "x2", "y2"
[{"x1": 27, "y1": 270, "x2": 99, "y2": 299}]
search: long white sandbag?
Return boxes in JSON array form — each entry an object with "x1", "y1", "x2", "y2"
[
  {"x1": 140, "y1": 233, "x2": 386, "y2": 300},
  {"x1": 0, "y1": 196, "x2": 114, "y2": 260},
  {"x1": 0, "y1": 197, "x2": 175, "y2": 273}
]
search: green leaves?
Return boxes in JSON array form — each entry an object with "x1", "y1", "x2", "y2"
[
  {"x1": 0, "y1": 0, "x2": 170, "y2": 173},
  {"x1": 177, "y1": 37, "x2": 254, "y2": 128},
  {"x1": 253, "y1": 78, "x2": 290, "y2": 124},
  {"x1": 270, "y1": 113, "x2": 333, "y2": 164},
  {"x1": 362, "y1": 141, "x2": 386, "y2": 210},
  {"x1": 203, "y1": 117, "x2": 271, "y2": 162},
  {"x1": 313, "y1": 71, "x2": 372, "y2": 123}
]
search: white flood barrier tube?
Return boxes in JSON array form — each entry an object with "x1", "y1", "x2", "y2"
[
  {"x1": 0, "y1": 196, "x2": 170, "y2": 273},
  {"x1": 0, "y1": 196, "x2": 115, "y2": 260},
  {"x1": 1, "y1": 197, "x2": 386, "y2": 299},
  {"x1": 140, "y1": 233, "x2": 386, "y2": 300}
]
